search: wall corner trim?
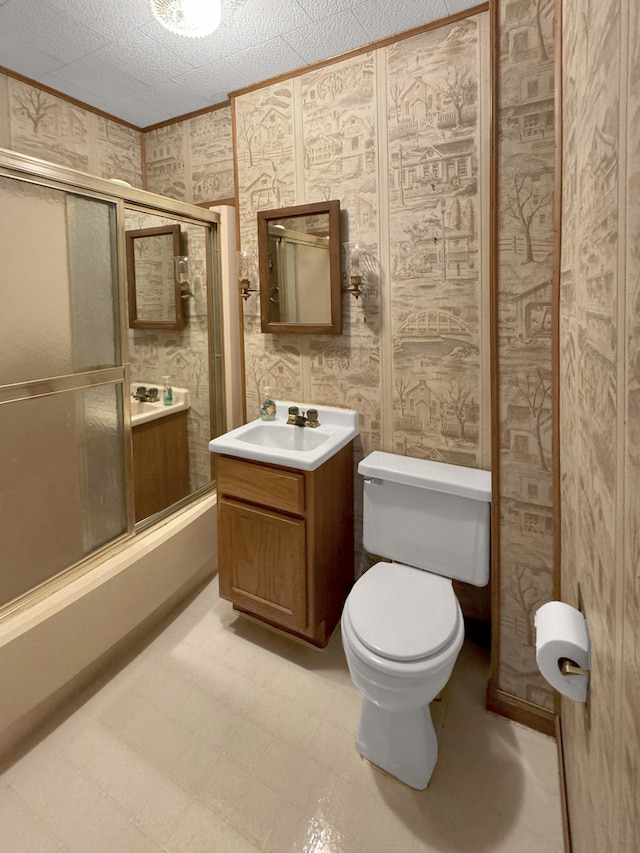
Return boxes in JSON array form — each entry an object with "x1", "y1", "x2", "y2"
[
  {"x1": 486, "y1": 683, "x2": 557, "y2": 737},
  {"x1": 555, "y1": 714, "x2": 573, "y2": 853}
]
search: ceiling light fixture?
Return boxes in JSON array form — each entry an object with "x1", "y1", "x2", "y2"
[{"x1": 150, "y1": 0, "x2": 222, "y2": 38}]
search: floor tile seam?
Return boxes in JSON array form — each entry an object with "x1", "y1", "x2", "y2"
[
  {"x1": 178, "y1": 685, "x2": 252, "y2": 714},
  {"x1": 201, "y1": 759, "x2": 286, "y2": 808},
  {"x1": 86, "y1": 737, "x2": 193, "y2": 801},
  {"x1": 100, "y1": 729, "x2": 182, "y2": 772},
  {"x1": 92, "y1": 686, "x2": 153, "y2": 728},
  {"x1": 225, "y1": 801, "x2": 282, "y2": 848},
  {"x1": 97, "y1": 702, "x2": 198, "y2": 757},
  {"x1": 129, "y1": 688, "x2": 236, "y2": 738},
  {"x1": 72, "y1": 738, "x2": 158, "y2": 791},
  {"x1": 124, "y1": 814, "x2": 174, "y2": 851},
  {"x1": 79, "y1": 786, "x2": 145, "y2": 834},
  {"x1": 260, "y1": 692, "x2": 336, "y2": 721},
  {"x1": 260, "y1": 793, "x2": 342, "y2": 853},
  {"x1": 259, "y1": 719, "x2": 325, "y2": 759},
  {"x1": 66, "y1": 810, "x2": 136, "y2": 851},
  {"x1": 5, "y1": 770, "x2": 74, "y2": 816},
  {"x1": 286, "y1": 764, "x2": 343, "y2": 809},
  {"x1": 3, "y1": 785, "x2": 69, "y2": 849},
  {"x1": 84, "y1": 771, "x2": 162, "y2": 821},
  {"x1": 162, "y1": 757, "x2": 227, "y2": 801},
  {"x1": 186, "y1": 785, "x2": 269, "y2": 850},
  {"x1": 128, "y1": 799, "x2": 193, "y2": 847},
  {"x1": 194, "y1": 722, "x2": 246, "y2": 754},
  {"x1": 239, "y1": 702, "x2": 323, "y2": 745},
  {"x1": 131, "y1": 674, "x2": 202, "y2": 709},
  {"x1": 0, "y1": 784, "x2": 46, "y2": 828}
]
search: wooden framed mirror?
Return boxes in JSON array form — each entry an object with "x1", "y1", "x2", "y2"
[
  {"x1": 126, "y1": 224, "x2": 185, "y2": 330},
  {"x1": 258, "y1": 200, "x2": 342, "y2": 335}
]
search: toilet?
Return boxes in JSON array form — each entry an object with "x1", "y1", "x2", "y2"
[{"x1": 341, "y1": 450, "x2": 491, "y2": 790}]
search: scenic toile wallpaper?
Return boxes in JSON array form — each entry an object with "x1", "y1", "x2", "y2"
[
  {"x1": 234, "y1": 13, "x2": 492, "y2": 589},
  {"x1": 144, "y1": 107, "x2": 234, "y2": 203},
  {"x1": 560, "y1": 0, "x2": 640, "y2": 849},
  {"x1": 0, "y1": 73, "x2": 143, "y2": 185},
  {"x1": 0, "y1": 1, "x2": 566, "y2": 729},
  {"x1": 495, "y1": 0, "x2": 556, "y2": 710}
]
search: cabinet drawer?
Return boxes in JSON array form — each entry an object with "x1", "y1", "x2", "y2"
[{"x1": 216, "y1": 455, "x2": 305, "y2": 515}]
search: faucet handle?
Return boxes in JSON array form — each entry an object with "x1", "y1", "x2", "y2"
[
  {"x1": 306, "y1": 408, "x2": 320, "y2": 427},
  {"x1": 287, "y1": 405, "x2": 299, "y2": 425}
]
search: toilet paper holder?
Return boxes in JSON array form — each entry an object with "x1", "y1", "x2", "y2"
[{"x1": 559, "y1": 657, "x2": 590, "y2": 678}]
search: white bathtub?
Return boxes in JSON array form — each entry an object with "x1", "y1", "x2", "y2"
[{"x1": 0, "y1": 494, "x2": 217, "y2": 760}]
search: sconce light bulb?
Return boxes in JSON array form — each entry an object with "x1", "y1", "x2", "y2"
[
  {"x1": 351, "y1": 245, "x2": 362, "y2": 275},
  {"x1": 174, "y1": 255, "x2": 189, "y2": 283},
  {"x1": 237, "y1": 249, "x2": 253, "y2": 283},
  {"x1": 344, "y1": 241, "x2": 363, "y2": 277}
]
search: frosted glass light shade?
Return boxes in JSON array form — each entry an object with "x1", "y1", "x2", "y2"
[{"x1": 150, "y1": 0, "x2": 222, "y2": 38}]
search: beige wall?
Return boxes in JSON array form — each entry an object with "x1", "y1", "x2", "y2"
[{"x1": 560, "y1": 0, "x2": 640, "y2": 849}]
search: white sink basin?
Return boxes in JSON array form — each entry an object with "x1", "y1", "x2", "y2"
[
  {"x1": 129, "y1": 382, "x2": 191, "y2": 427},
  {"x1": 208, "y1": 401, "x2": 359, "y2": 471}
]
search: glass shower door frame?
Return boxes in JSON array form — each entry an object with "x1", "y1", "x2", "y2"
[
  {"x1": 0, "y1": 152, "x2": 223, "y2": 618},
  {"x1": 0, "y1": 168, "x2": 134, "y2": 612}
]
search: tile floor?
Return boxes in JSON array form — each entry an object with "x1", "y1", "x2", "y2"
[{"x1": 0, "y1": 577, "x2": 565, "y2": 852}]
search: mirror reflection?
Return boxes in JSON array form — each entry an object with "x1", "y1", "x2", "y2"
[
  {"x1": 258, "y1": 200, "x2": 341, "y2": 335},
  {"x1": 126, "y1": 224, "x2": 185, "y2": 330},
  {"x1": 124, "y1": 208, "x2": 216, "y2": 525},
  {"x1": 267, "y1": 218, "x2": 331, "y2": 323}
]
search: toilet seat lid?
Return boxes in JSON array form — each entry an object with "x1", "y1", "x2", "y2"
[{"x1": 346, "y1": 562, "x2": 460, "y2": 662}]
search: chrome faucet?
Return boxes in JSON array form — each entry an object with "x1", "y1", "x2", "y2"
[
  {"x1": 287, "y1": 405, "x2": 320, "y2": 428},
  {"x1": 132, "y1": 386, "x2": 159, "y2": 403}
]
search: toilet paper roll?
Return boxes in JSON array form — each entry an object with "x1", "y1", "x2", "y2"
[{"x1": 534, "y1": 601, "x2": 590, "y2": 703}]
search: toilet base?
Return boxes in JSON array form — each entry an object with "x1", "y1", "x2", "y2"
[{"x1": 356, "y1": 698, "x2": 438, "y2": 790}]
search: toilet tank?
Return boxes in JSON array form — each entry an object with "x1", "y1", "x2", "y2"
[{"x1": 359, "y1": 451, "x2": 491, "y2": 587}]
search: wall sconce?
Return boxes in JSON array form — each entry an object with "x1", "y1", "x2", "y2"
[
  {"x1": 238, "y1": 249, "x2": 257, "y2": 301},
  {"x1": 344, "y1": 242, "x2": 364, "y2": 299},
  {"x1": 174, "y1": 255, "x2": 193, "y2": 299}
]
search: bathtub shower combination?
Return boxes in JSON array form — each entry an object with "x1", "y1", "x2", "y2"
[{"x1": 0, "y1": 157, "x2": 224, "y2": 612}]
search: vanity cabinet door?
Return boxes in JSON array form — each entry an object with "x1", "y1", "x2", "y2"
[
  {"x1": 218, "y1": 497, "x2": 307, "y2": 631},
  {"x1": 132, "y1": 411, "x2": 190, "y2": 521}
]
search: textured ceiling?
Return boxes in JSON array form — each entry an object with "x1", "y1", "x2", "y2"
[{"x1": 0, "y1": 0, "x2": 480, "y2": 128}]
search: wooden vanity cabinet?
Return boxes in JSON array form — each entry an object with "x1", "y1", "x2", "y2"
[
  {"x1": 132, "y1": 410, "x2": 190, "y2": 522},
  {"x1": 215, "y1": 442, "x2": 354, "y2": 648}
]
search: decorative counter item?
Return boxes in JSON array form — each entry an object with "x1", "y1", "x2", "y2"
[{"x1": 260, "y1": 386, "x2": 276, "y2": 421}]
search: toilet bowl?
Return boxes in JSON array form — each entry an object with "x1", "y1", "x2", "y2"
[
  {"x1": 342, "y1": 561, "x2": 465, "y2": 788},
  {"x1": 341, "y1": 451, "x2": 491, "y2": 790}
]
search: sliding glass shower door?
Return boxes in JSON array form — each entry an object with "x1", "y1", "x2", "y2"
[{"x1": 0, "y1": 175, "x2": 129, "y2": 608}]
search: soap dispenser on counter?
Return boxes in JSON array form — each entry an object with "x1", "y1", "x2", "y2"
[
  {"x1": 162, "y1": 375, "x2": 173, "y2": 406},
  {"x1": 259, "y1": 386, "x2": 276, "y2": 421}
]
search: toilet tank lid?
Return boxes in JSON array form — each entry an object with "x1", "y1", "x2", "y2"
[{"x1": 358, "y1": 451, "x2": 491, "y2": 502}]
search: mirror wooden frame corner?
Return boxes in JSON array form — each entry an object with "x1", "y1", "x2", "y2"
[
  {"x1": 126, "y1": 223, "x2": 185, "y2": 331},
  {"x1": 257, "y1": 199, "x2": 342, "y2": 335}
]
